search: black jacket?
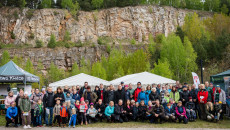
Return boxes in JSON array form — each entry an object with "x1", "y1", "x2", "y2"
[
  {"x1": 98, "y1": 89, "x2": 107, "y2": 104},
  {"x1": 180, "y1": 90, "x2": 190, "y2": 103},
  {"x1": 138, "y1": 105, "x2": 147, "y2": 115},
  {"x1": 185, "y1": 101, "x2": 195, "y2": 110},
  {"x1": 149, "y1": 92, "x2": 160, "y2": 101},
  {"x1": 95, "y1": 103, "x2": 105, "y2": 114},
  {"x1": 114, "y1": 104, "x2": 124, "y2": 120},
  {"x1": 54, "y1": 92, "x2": 65, "y2": 104},
  {"x1": 105, "y1": 90, "x2": 115, "y2": 104},
  {"x1": 115, "y1": 89, "x2": 126, "y2": 104},
  {"x1": 43, "y1": 91, "x2": 55, "y2": 108},
  {"x1": 124, "y1": 105, "x2": 133, "y2": 114}
]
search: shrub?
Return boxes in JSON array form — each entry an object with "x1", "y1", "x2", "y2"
[
  {"x1": 35, "y1": 40, "x2": 44, "y2": 48},
  {"x1": 130, "y1": 38, "x2": 136, "y2": 45},
  {"x1": 47, "y1": 34, "x2": 56, "y2": 48},
  {"x1": 97, "y1": 37, "x2": 105, "y2": 45},
  {"x1": 11, "y1": 31, "x2": 15, "y2": 39},
  {"x1": 28, "y1": 32, "x2": 35, "y2": 39}
]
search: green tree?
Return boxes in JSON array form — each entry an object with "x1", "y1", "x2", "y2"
[
  {"x1": 221, "y1": 4, "x2": 229, "y2": 14},
  {"x1": 47, "y1": 34, "x2": 56, "y2": 48},
  {"x1": 18, "y1": 0, "x2": 26, "y2": 8},
  {"x1": 204, "y1": 0, "x2": 220, "y2": 12},
  {"x1": 91, "y1": 61, "x2": 107, "y2": 79},
  {"x1": 151, "y1": 59, "x2": 173, "y2": 79},
  {"x1": 25, "y1": 58, "x2": 34, "y2": 74},
  {"x1": 48, "y1": 62, "x2": 64, "y2": 82},
  {"x1": 1, "y1": 50, "x2": 10, "y2": 66},
  {"x1": 92, "y1": 0, "x2": 103, "y2": 9},
  {"x1": 64, "y1": 31, "x2": 71, "y2": 42},
  {"x1": 71, "y1": 62, "x2": 80, "y2": 76},
  {"x1": 41, "y1": 0, "x2": 52, "y2": 8},
  {"x1": 12, "y1": 56, "x2": 23, "y2": 68},
  {"x1": 61, "y1": 0, "x2": 73, "y2": 9},
  {"x1": 114, "y1": 66, "x2": 124, "y2": 79}
]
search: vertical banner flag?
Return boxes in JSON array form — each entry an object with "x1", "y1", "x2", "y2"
[{"x1": 192, "y1": 72, "x2": 200, "y2": 88}]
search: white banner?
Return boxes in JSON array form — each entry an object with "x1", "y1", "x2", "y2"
[{"x1": 192, "y1": 72, "x2": 200, "y2": 88}]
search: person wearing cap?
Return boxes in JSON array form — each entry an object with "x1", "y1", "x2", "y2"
[
  {"x1": 5, "y1": 101, "x2": 18, "y2": 127},
  {"x1": 213, "y1": 85, "x2": 226, "y2": 120},
  {"x1": 134, "y1": 82, "x2": 142, "y2": 102},
  {"x1": 197, "y1": 84, "x2": 208, "y2": 120},
  {"x1": 30, "y1": 88, "x2": 43, "y2": 127},
  {"x1": 180, "y1": 86, "x2": 190, "y2": 106},
  {"x1": 124, "y1": 85, "x2": 130, "y2": 101},
  {"x1": 87, "y1": 103, "x2": 98, "y2": 123},
  {"x1": 83, "y1": 86, "x2": 98, "y2": 104},
  {"x1": 185, "y1": 97, "x2": 196, "y2": 121},
  {"x1": 205, "y1": 101, "x2": 214, "y2": 121},
  {"x1": 121, "y1": 81, "x2": 125, "y2": 90},
  {"x1": 115, "y1": 85, "x2": 126, "y2": 104},
  {"x1": 20, "y1": 92, "x2": 32, "y2": 129},
  {"x1": 175, "y1": 101, "x2": 188, "y2": 124}
]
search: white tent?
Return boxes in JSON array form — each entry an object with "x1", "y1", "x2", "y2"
[
  {"x1": 110, "y1": 72, "x2": 176, "y2": 86},
  {"x1": 49, "y1": 73, "x2": 110, "y2": 90}
]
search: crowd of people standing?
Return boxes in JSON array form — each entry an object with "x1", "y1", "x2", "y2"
[{"x1": 4, "y1": 81, "x2": 229, "y2": 128}]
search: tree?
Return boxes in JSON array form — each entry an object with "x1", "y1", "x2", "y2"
[
  {"x1": 64, "y1": 31, "x2": 71, "y2": 42},
  {"x1": 113, "y1": 66, "x2": 124, "y2": 79},
  {"x1": 221, "y1": 4, "x2": 229, "y2": 14},
  {"x1": 71, "y1": 62, "x2": 80, "y2": 76},
  {"x1": 92, "y1": 0, "x2": 103, "y2": 9},
  {"x1": 91, "y1": 61, "x2": 107, "y2": 79},
  {"x1": 48, "y1": 62, "x2": 64, "y2": 82},
  {"x1": 18, "y1": 0, "x2": 26, "y2": 8},
  {"x1": 182, "y1": 13, "x2": 205, "y2": 42},
  {"x1": 12, "y1": 56, "x2": 23, "y2": 68},
  {"x1": 25, "y1": 58, "x2": 34, "y2": 74},
  {"x1": 204, "y1": 0, "x2": 220, "y2": 12},
  {"x1": 41, "y1": 0, "x2": 52, "y2": 8},
  {"x1": 1, "y1": 50, "x2": 10, "y2": 66},
  {"x1": 61, "y1": 0, "x2": 73, "y2": 9},
  {"x1": 47, "y1": 34, "x2": 56, "y2": 48},
  {"x1": 151, "y1": 59, "x2": 173, "y2": 79}
]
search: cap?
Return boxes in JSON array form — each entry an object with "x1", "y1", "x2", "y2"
[
  {"x1": 90, "y1": 103, "x2": 94, "y2": 106},
  {"x1": 219, "y1": 101, "x2": 222, "y2": 104},
  {"x1": 216, "y1": 85, "x2": 220, "y2": 87},
  {"x1": 125, "y1": 85, "x2": 129, "y2": 87},
  {"x1": 121, "y1": 81, "x2": 124, "y2": 84}
]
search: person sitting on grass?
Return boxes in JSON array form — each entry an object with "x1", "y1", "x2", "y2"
[
  {"x1": 175, "y1": 101, "x2": 188, "y2": 124},
  {"x1": 34, "y1": 99, "x2": 43, "y2": 127},
  {"x1": 146, "y1": 101, "x2": 154, "y2": 123},
  {"x1": 5, "y1": 101, "x2": 18, "y2": 127},
  {"x1": 138, "y1": 100, "x2": 147, "y2": 122},
  {"x1": 185, "y1": 97, "x2": 196, "y2": 121},
  {"x1": 164, "y1": 103, "x2": 176, "y2": 122},
  {"x1": 114, "y1": 99, "x2": 128, "y2": 123},
  {"x1": 152, "y1": 99, "x2": 164, "y2": 124},
  {"x1": 214, "y1": 101, "x2": 222, "y2": 122},
  {"x1": 133, "y1": 102, "x2": 139, "y2": 121},
  {"x1": 124, "y1": 99, "x2": 133, "y2": 121},
  {"x1": 104, "y1": 101, "x2": 115, "y2": 122},
  {"x1": 95, "y1": 99, "x2": 105, "y2": 122},
  {"x1": 205, "y1": 101, "x2": 215, "y2": 121},
  {"x1": 87, "y1": 103, "x2": 98, "y2": 123}
]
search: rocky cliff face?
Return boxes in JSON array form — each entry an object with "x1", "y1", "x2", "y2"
[{"x1": 0, "y1": 5, "x2": 212, "y2": 46}]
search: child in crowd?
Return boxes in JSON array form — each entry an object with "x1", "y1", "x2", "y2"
[
  {"x1": 87, "y1": 103, "x2": 98, "y2": 123},
  {"x1": 185, "y1": 97, "x2": 196, "y2": 121},
  {"x1": 67, "y1": 101, "x2": 75, "y2": 121},
  {"x1": 138, "y1": 100, "x2": 147, "y2": 122},
  {"x1": 175, "y1": 101, "x2": 188, "y2": 124},
  {"x1": 133, "y1": 102, "x2": 139, "y2": 121},
  {"x1": 65, "y1": 92, "x2": 72, "y2": 102},
  {"x1": 53, "y1": 100, "x2": 61, "y2": 127},
  {"x1": 60, "y1": 102, "x2": 68, "y2": 128},
  {"x1": 34, "y1": 99, "x2": 43, "y2": 127},
  {"x1": 69, "y1": 108, "x2": 77, "y2": 128},
  {"x1": 214, "y1": 101, "x2": 222, "y2": 122},
  {"x1": 165, "y1": 103, "x2": 176, "y2": 122},
  {"x1": 77, "y1": 98, "x2": 88, "y2": 125}
]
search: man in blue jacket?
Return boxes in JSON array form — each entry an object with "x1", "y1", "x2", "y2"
[{"x1": 6, "y1": 101, "x2": 18, "y2": 127}]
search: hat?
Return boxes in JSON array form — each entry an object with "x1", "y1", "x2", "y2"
[
  {"x1": 210, "y1": 82, "x2": 213, "y2": 85},
  {"x1": 41, "y1": 88, "x2": 46, "y2": 91},
  {"x1": 219, "y1": 101, "x2": 222, "y2": 104},
  {"x1": 216, "y1": 85, "x2": 220, "y2": 87},
  {"x1": 80, "y1": 97, "x2": 84, "y2": 102},
  {"x1": 189, "y1": 97, "x2": 192, "y2": 99},
  {"x1": 24, "y1": 92, "x2": 28, "y2": 95},
  {"x1": 125, "y1": 85, "x2": 129, "y2": 87},
  {"x1": 184, "y1": 83, "x2": 188, "y2": 85},
  {"x1": 121, "y1": 81, "x2": 124, "y2": 84},
  {"x1": 90, "y1": 103, "x2": 94, "y2": 106},
  {"x1": 182, "y1": 86, "x2": 187, "y2": 89}
]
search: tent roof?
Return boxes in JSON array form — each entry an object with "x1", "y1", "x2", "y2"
[
  {"x1": 0, "y1": 60, "x2": 39, "y2": 83},
  {"x1": 211, "y1": 69, "x2": 230, "y2": 77},
  {"x1": 49, "y1": 73, "x2": 110, "y2": 88},
  {"x1": 110, "y1": 72, "x2": 176, "y2": 85}
]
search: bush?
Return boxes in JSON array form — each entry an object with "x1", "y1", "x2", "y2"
[
  {"x1": 35, "y1": 40, "x2": 44, "y2": 48},
  {"x1": 28, "y1": 32, "x2": 35, "y2": 39},
  {"x1": 97, "y1": 37, "x2": 105, "y2": 45},
  {"x1": 11, "y1": 31, "x2": 15, "y2": 39},
  {"x1": 130, "y1": 38, "x2": 136, "y2": 45},
  {"x1": 47, "y1": 34, "x2": 56, "y2": 48}
]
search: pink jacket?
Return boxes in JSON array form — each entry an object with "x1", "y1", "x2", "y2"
[
  {"x1": 77, "y1": 103, "x2": 88, "y2": 113},
  {"x1": 5, "y1": 96, "x2": 16, "y2": 109},
  {"x1": 175, "y1": 106, "x2": 187, "y2": 119}
]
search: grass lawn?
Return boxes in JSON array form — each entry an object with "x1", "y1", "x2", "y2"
[{"x1": 0, "y1": 115, "x2": 229, "y2": 128}]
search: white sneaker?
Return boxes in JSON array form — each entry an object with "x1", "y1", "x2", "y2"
[
  {"x1": 23, "y1": 125, "x2": 28, "y2": 129},
  {"x1": 27, "y1": 125, "x2": 31, "y2": 129}
]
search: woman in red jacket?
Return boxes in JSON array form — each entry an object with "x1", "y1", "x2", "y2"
[{"x1": 197, "y1": 84, "x2": 208, "y2": 120}]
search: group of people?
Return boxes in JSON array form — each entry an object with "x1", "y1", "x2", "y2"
[{"x1": 4, "y1": 81, "x2": 229, "y2": 128}]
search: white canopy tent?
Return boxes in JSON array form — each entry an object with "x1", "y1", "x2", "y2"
[
  {"x1": 49, "y1": 73, "x2": 110, "y2": 90},
  {"x1": 110, "y1": 72, "x2": 176, "y2": 86}
]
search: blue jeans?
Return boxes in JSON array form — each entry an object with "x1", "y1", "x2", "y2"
[
  {"x1": 45, "y1": 107, "x2": 53, "y2": 125},
  {"x1": 69, "y1": 114, "x2": 77, "y2": 126},
  {"x1": 36, "y1": 115, "x2": 42, "y2": 126}
]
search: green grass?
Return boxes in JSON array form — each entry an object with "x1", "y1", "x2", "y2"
[{"x1": 0, "y1": 115, "x2": 229, "y2": 128}]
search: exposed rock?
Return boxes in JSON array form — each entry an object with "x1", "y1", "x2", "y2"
[{"x1": 0, "y1": 6, "x2": 212, "y2": 46}]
